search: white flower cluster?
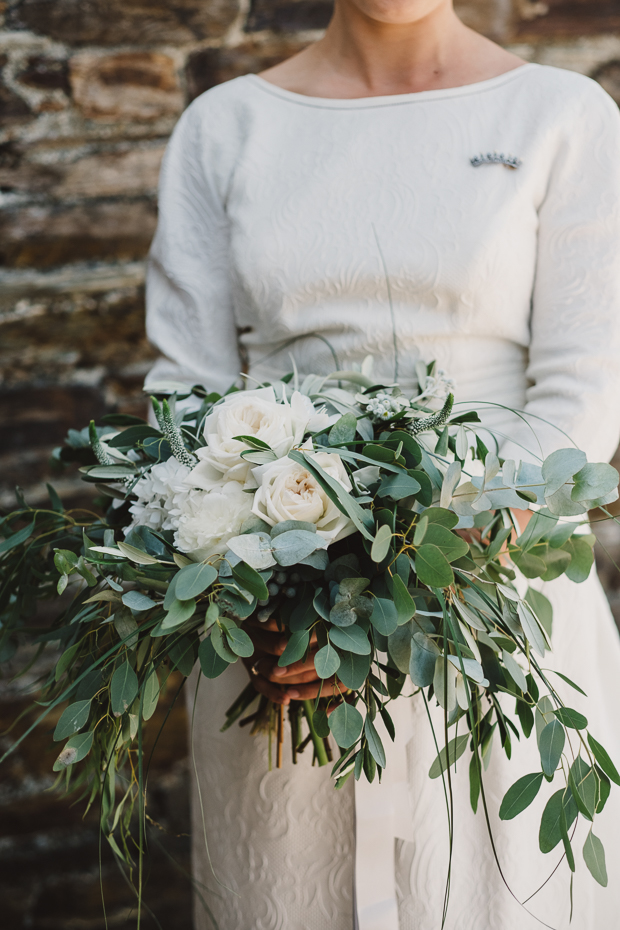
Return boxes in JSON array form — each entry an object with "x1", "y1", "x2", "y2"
[
  {"x1": 417, "y1": 369, "x2": 456, "y2": 404},
  {"x1": 365, "y1": 392, "x2": 402, "y2": 421},
  {"x1": 125, "y1": 458, "x2": 191, "y2": 535},
  {"x1": 125, "y1": 387, "x2": 354, "y2": 561}
]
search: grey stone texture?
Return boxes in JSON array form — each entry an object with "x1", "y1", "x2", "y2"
[{"x1": 3, "y1": 3, "x2": 620, "y2": 924}]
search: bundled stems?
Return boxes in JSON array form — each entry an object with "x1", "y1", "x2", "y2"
[{"x1": 302, "y1": 700, "x2": 329, "y2": 767}]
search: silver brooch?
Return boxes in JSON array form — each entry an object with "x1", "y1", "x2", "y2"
[{"x1": 470, "y1": 152, "x2": 522, "y2": 169}]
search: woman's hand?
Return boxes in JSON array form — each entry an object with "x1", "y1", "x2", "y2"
[
  {"x1": 457, "y1": 508, "x2": 533, "y2": 552},
  {"x1": 243, "y1": 616, "x2": 345, "y2": 706}
]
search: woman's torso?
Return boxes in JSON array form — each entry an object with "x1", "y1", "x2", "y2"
[{"x1": 213, "y1": 65, "x2": 560, "y2": 407}]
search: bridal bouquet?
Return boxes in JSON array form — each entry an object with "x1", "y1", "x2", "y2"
[{"x1": 2, "y1": 360, "x2": 620, "y2": 893}]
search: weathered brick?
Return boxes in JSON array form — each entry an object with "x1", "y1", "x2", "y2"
[
  {"x1": 246, "y1": 0, "x2": 333, "y2": 33},
  {"x1": 515, "y1": 0, "x2": 620, "y2": 37},
  {"x1": 0, "y1": 56, "x2": 32, "y2": 125},
  {"x1": 70, "y1": 52, "x2": 183, "y2": 122},
  {"x1": 0, "y1": 287, "x2": 153, "y2": 386},
  {"x1": 186, "y1": 38, "x2": 308, "y2": 101},
  {"x1": 15, "y1": 55, "x2": 70, "y2": 94},
  {"x1": 0, "y1": 144, "x2": 164, "y2": 197},
  {"x1": 594, "y1": 60, "x2": 620, "y2": 105},
  {"x1": 7, "y1": 0, "x2": 240, "y2": 46},
  {"x1": 0, "y1": 199, "x2": 157, "y2": 268}
]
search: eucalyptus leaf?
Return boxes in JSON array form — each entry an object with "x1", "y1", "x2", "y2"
[
  {"x1": 388, "y1": 624, "x2": 413, "y2": 674},
  {"x1": 409, "y1": 632, "x2": 440, "y2": 687},
  {"x1": 429, "y1": 733, "x2": 469, "y2": 779},
  {"x1": 499, "y1": 772, "x2": 544, "y2": 820},
  {"x1": 231, "y1": 562, "x2": 269, "y2": 601},
  {"x1": 270, "y1": 520, "x2": 317, "y2": 537},
  {"x1": 563, "y1": 537, "x2": 594, "y2": 584},
  {"x1": 554, "y1": 707, "x2": 587, "y2": 730},
  {"x1": 271, "y1": 529, "x2": 325, "y2": 566},
  {"x1": 110, "y1": 662, "x2": 139, "y2": 716},
  {"x1": 516, "y1": 601, "x2": 547, "y2": 657},
  {"x1": 329, "y1": 413, "x2": 358, "y2": 445},
  {"x1": 541, "y1": 448, "x2": 587, "y2": 497},
  {"x1": 539, "y1": 788, "x2": 578, "y2": 853},
  {"x1": 53, "y1": 699, "x2": 91, "y2": 741},
  {"x1": 329, "y1": 624, "x2": 371, "y2": 655},
  {"x1": 121, "y1": 590, "x2": 156, "y2": 612},
  {"x1": 176, "y1": 562, "x2": 218, "y2": 600},
  {"x1": 571, "y1": 463, "x2": 619, "y2": 503},
  {"x1": 142, "y1": 666, "x2": 160, "y2": 720},
  {"x1": 415, "y1": 544, "x2": 454, "y2": 587},
  {"x1": 224, "y1": 625, "x2": 254, "y2": 658},
  {"x1": 53, "y1": 730, "x2": 94, "y2": 770},
  {"x1": 227, "y1": 533, "x2": 276, "y2": 570},
  {"x1": 378, "y1": 473, "x2": 422, "y2": 501},
  {"x1": 369, "y1": 598, "x2": 398, "y2": 636},
  {"x1": 583, "y1": 830, "x2": 608, "y2": 887},
  {"x1": 211, "y1": 625, "x2": 238, "y2": 664},
  {"x1": 278, "y1": 630, "x2": 310, "y2": 667},
  {"x1": 569, "y1": 756, "x2": 598, "y2": 821},
  {"x1": 391, "y1": 574, "x2": 416, "y2": 625},
  {"x1": 337, "y1": 652, "x2": 371, "y2": 690},
  {"x1": 314, "y1": 642, "x2": 341, "y2": 678},
  {"x1": 160, "y1": 598, "x2": 196, "y2": 631},
  {"x1": 329, "y1": 701, "x2": 364, "y2": 749},
  {"x1": 539, "y1": 718, "x2": 565, "y2": 777},
  {"x1": 371, "y1": 524, "x2": 392, "y2": 563},
  {"x1": 364, "y1": 716, "x2": 386, "y2": 768},
  {"x1": 587, "y1": 734, "x2": 620, "y2": 786},
  {"x1": 198, "y1": 636, "x2": 230, "y2": 678}
]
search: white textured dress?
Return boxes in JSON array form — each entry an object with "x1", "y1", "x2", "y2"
[{"x1": 146, "y1": 63, "x2": 620, "y2": 930}]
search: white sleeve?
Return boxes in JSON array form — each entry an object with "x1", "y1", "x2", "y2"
[
  {"x1": 500, "y1": 82, "x2": 620, "y2": 466},
  {"x1": 145, "y1": 102, "x2": 242, "y2": 396}
]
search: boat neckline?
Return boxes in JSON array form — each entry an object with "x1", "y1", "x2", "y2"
[{"x1": 245, "y1": 63, "x2": 538, "y2": 109}]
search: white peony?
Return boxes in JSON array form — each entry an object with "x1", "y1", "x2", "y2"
[
  {"x1": 174, "y1": 481, "x2": 254, "y2": 561},
  {"x1": 126, "y1": 458, "x2": 192, "y2": 534},
  {"x1": 187, "y1": 387, "x2": 316, "y2": 489},
  {"x1": 251, "y1": 450, "x2": 355, "y2": 544}
]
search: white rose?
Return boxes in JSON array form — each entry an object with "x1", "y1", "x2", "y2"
[
  {"x1": 174, "y1": 481, "x2": 254, "y2": 561},
  {"x1": 251, "y1": 450, "x2": 355, "y2": 544},
  {"x1": 187, "y1": 387, "x2": 316, "y2": 489}
]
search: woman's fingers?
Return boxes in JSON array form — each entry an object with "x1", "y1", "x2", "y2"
[
  {"x1": 249, "y1": 671, "x2": 290, "y2": 705},
  {"x1": 285, "y1": 677, "x2": 346, "y2": 701},
  {"x1": 270, "y1": 651, "x2": 319, "y2": 679},
  {"x1": 247, "y1": 627, "x2": 288, "y2": 656},
  {"x1": 250, "y1": 655, "x2": 318, "y2": 685}
]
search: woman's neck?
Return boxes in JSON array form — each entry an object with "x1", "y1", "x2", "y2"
[{"x1": 259, "y1": 1, "x2": 524, "y2": 100}]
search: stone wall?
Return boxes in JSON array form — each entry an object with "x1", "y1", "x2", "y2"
[{"x1": 4, "y1": 2, "x2": 620, "y2": 927}]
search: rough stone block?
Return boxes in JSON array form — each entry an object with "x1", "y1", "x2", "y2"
[
  {"x1": 15, "y1": 55, "x2": 70, "y2": 94},
  {"x1": 246, "y1": 0, "x2": 333, "y2": 33},
  {"x1": 70, "y1": 52, "x2": 183, "y2": 122},
  {"x1": 0, "y1": 200, "x2": 157, "y2": 268},
  {"x1": 186, "y1": 39, "x2": 308, "y2": 101},
  {"x1": 7, "y1": 0, "x2": 240, "y2": 46},
  {"x1": 0, "y1": 144, "x2": 164, "y2": 198},
  {"x1": 0, "y1": 55, "x2": 32, "y2": 125},
  {"x1": 515, "y1": 0, "x2": 620, "y2": 37}
]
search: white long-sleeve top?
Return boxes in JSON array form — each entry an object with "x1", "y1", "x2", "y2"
[{"x1": 146, "y1": 63, "x2": 620, "y2": 464}]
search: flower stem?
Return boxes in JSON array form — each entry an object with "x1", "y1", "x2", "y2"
[{"x1": 302, "y1": 700, "x2": 329, "y2": 767}]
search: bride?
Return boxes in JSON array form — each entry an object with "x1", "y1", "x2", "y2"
[{"x1": 145, "y1": 1, "x2": 620, "y2": 928}]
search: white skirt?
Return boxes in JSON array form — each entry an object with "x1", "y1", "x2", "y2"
[{"x1": 188, "y1": 571, "x2": 620, "y2": 930}]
